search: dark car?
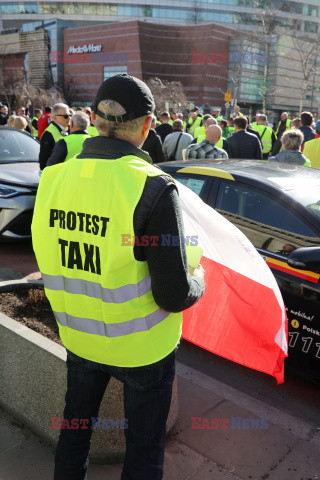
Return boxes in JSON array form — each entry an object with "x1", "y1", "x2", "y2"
[
  {"x1": 0, "y1": 127, "x2": 39, "y2": 240},
  {"x1": 160, "y1": 159, "x2": 320, "y2": 383}
]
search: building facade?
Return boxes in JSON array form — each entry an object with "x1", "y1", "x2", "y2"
[
  {"x1": 1, "y1": 1, "x2": 320, "y2": 32},
  {"x1": 63, "y1": 20, "x2": 237, "y2": 108},
  {"x1": 1, "y1": 1, "x2": 320, "y2": 115}
]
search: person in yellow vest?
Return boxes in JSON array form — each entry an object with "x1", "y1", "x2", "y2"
[
  {"x1": 253, "y1": 114, "x2": 277, "y2": 159},
  {"x1": 31, "y1": 74, "x2": 205, "y2": 480},
  {"x1": 230, "y1": 105, "x2": 243, "y2": 118},
  {"x1": 31, "y1": 108, "x2": 42, "y2": 138},
  {"x1": 39, "y1": 103, "x2": 71, "y2": 171},
  {"x1": 275, "y1": 112, "x2": 291, "y2": 138},
  {"x1": 46, "y1": 112, "x2": 90, "y2": 167},
  {"x1": 212, "y1": 107, "x2": 223, "y2": 122},
  {"x1": 302, "y1": 119, "x2": 320, "y2": 168},
  {"x1": 227, "y1": 117, "x2": 236, "y2": 136},
  {"x1": 169, "y1": 111, "x2": 178, "y2": 126},
  {"x1": 193, "y1": 114, "x2": 213, "y2": 139},
  {"x1": 269, "y1": 129, "x2": 311, "y2": 167},
  {"x1": 251, "y1": 113, "x2": 261, "y2": 130},
  {"x1": 193, "y1": 118, "x2": 231, "y2": 156},
  {"x1": 186, "y1": 107, "x2": 203, "y2": 135},
  {"x1": 83, "y1": 106, "x2": 99, "y2": 136}
]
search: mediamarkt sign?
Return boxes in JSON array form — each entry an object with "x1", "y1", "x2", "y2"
[{"x1": 67, "y1": 44, "x2": 102, "y2": 55}]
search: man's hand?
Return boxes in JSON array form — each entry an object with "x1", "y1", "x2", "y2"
[{"x1": 191, "y1": 264, "x2": 205, "y2": 279}]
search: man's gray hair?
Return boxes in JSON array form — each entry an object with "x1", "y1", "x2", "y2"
[
  {"x1": 281, "y1": 129, "x2": 304, "y2": 151},
  {"x1": 94, "y1": 99, "x2": 149, "y2": 140},
  {"x1": 52, "y1": 103, "x2": 69, "y2": 115},
  {"x1": 71, "y1": 112, "x2": 90, "y2": 131}
]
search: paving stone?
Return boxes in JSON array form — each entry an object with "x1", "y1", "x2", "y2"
[
  {"x1": 188, "y1": 461, "x2": 246, "y2": 480},
  {"x1": 163, "y1": 439, "x2": 205, "y2": 480},
  {"x1": 0, "y1": 411, "x2": 26, "y2": 453},
  {"x1": 0, "y1": 435, "x2": 54, "y2": 480},
  {"x1": 83, "y1": 462, "x2": 123, "y2": 480},
  {"x1": 267, "y1": 438, "x2": 320, "y2": 480},
  {"x1": 168, "y1": 374, "x2": 225, "y2": 438},
  {"x1": 175, "y1": 400, "x2": 299, "y2": 480}
]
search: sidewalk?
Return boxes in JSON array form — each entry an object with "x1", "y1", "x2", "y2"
[
  {"x1": 1, "y1": 361, "x2": 320, "y2": 480},
  {"x1": 0, "y1": 262, "x2": 320, "y2": 479}
]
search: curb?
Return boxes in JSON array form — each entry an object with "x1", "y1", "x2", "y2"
[{"x1": 0, "y1": 279, "x2": 43, "y2": 292}]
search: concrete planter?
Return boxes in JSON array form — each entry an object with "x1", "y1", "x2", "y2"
[{"x1": 0, "y1": 311, "x2": 178, "y2": 464}]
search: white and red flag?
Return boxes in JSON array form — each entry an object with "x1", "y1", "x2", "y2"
[{"x1": 177, "y1": 182, "x2": 288, "y2": 384}]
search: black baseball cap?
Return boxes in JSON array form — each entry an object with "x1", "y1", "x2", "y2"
[{"x1": 93, "y1": 74, "x2": 155, "y2": 123}]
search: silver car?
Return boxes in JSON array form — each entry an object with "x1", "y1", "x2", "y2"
[{"x1": 0, "y1": 127, "x2": 40, "y2": 240}]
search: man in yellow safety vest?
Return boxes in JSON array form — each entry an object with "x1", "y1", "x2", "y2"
[
  {"x1": 32, "y1": 74, "x2": 205, "y2": 480},
  {"x1": 47, "y1": 112, "x2": 90, "y2": 167},
  {"x1": 39, "y1": 103, "x2": 71, "y2": 171},
  {"x1": 251, "y1": 114, "x2": 276, "y2": 159},
  {"x1": 275, "y1": 112, "x2": 291, "y2": 138}
]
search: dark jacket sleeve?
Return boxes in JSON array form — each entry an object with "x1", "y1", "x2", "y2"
[
  {"x1": 154, "y1": 134, "x2": 165, "y2": 163},
  {"x1": 39, "y1": 131, "x2": 56, "y2": 170},
  {"x1": 223, "y1": 139, "x2": 231, "y2": 157},
  {"x1": 31, "y1": 118, "x2": 38, "y2": 130},
  {"x1": 136, "y1": 182, "x2": 205, "y2": 313},
  {"x1": 254, "y1": 136, "x2": 263, "y2": 160},
  {"x1": 271, "y1": 130, "x2": 277, "y2": 150},
  {"x1": 133, "y1": 175, "x2": 204, "y2": 312},
  {"x1": 47, "y1": 138, "x2": 67, "y2": 167}
]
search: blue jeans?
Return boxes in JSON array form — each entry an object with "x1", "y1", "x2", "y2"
[{"x1": 54, "y1": 349, "x2": 176, "y2": 480}]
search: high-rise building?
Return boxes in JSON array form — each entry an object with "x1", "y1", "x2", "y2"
[
  {"x1": 1, "y1": 1, "x2": 320, "y2": 32},
  {"x1": 1, "y1": 1, "x2": 320, "y2": 115}
]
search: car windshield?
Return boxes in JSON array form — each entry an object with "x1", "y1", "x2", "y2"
[
  {"x1": 0, "y1": 129, "x2": 39, "y2": 164},
  {"x1": 290, "y1": 186, "x2": 320, "y2": 218}
]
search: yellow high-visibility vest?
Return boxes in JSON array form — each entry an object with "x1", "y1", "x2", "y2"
[
  {"x1": 276, "y1": 119, "x2": 291, "y2": 138},
  {"x1": 303, "y1": 138, "x2": 320, "y2": 167},
  {"x1": 31, "y1": 155, "x2": 182, "y2": 366},
  {"x1": 88, "y1": 125, "x2": 99, "y2": 137},
  {"x1": 254, "y1": 125, "x2": 273, "y2": 154},
  {"x1": 63, "y1": 133, "x2": 90, "y2": 162},
  {"x1": 42, "y1": 122, "x2": 64, "y2": 143}
]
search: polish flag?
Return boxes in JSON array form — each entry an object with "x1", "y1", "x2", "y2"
[{"x1": 177, "y1": 182, "x2": 288, "y2": 384}]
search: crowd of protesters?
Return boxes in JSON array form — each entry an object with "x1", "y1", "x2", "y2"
[{"x1": 0, "y1": 100, "x2": 319, "y2": 169}]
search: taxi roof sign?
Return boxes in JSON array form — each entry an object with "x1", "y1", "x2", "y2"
[{"x1": 224, "y1": 89, "x2": 232, "y2": 102}]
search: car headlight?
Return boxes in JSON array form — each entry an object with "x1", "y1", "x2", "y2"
[{"x1": 0, "y1": 185, "x2": 19, "y2": 198}]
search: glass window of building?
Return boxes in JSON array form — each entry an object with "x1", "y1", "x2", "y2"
[{"x1": 103, "y1": 65, "x2": 127, "y2": 81}]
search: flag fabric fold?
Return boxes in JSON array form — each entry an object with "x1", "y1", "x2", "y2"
[{"x1": 177, "y1": 181, "x2": 288, "y2": 384}]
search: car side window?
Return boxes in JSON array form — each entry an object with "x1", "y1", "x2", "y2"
[
  {"x1": 216, "y1": 182, "x2": 319, "y2": 254},
  {"x1": 174, "y1": 176, "x2": 207, "y2": 196}
]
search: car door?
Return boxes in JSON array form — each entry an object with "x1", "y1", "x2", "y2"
[{"x1": 212, "y1": 179, "x2": 320, "y2": 383}]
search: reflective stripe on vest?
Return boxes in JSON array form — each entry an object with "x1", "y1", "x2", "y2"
[
  {"x1": 228, "y1": 127, "x2": 235, "y2": 137},
  {"x1": 41, "y1": 272, "x2": 151, "y2": 303},
  {"x1": 88, "y1": 125, "x2": 99, "y2": 137},
  {"x1": 43, "y1": 122, "x2": 63, "y2": 143},
  {"x1": 64, "y1": 133, "x2": 90, "y2": 161},
  {"x1": 54, "y1": 307, "x2": 170, "y2": 338},
  {"x1": 254, "y1": 125, "x2": 273, "y2": 154},
  {"x1": 31, "y1": 155, "x2": 182, "y2": 366}
]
